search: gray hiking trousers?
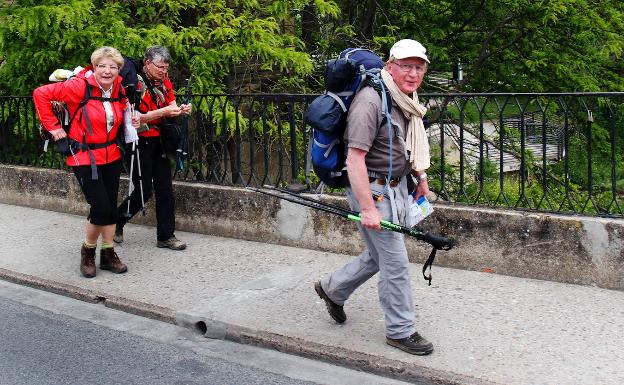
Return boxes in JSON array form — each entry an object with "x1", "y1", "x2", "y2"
[{"x1": 320, "y1": 177, "x2": 416, "y2": 339}]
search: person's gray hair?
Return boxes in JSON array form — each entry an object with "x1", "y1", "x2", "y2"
[{"x1": 144, "y1": 45, "x2": 171, "y2": 64}]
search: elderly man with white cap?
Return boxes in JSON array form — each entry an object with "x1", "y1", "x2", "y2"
[{"x1": 314, "y1": 39, "x2": 433, "y2": 355}]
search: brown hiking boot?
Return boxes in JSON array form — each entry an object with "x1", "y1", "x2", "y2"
[
  {"x1": 99, "y1": 248, "x2": 128, "y2": 274},
  {"x1": 80, "y1": 244, "x2": 96, "y2": 278}
]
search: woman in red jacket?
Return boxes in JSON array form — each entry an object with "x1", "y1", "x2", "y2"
[{"x1": 34, "y1": 46, "x2": 137, "y2": 278}]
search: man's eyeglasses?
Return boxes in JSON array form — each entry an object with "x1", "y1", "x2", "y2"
[
  {"x1": 393, "y1": 62, "x2": 427, "y2": 74},
  {"x1": 149, "y1": 61, "x2": 169, "y2": 71},
  {"x1": 95, "y1": 64, "x2": 120, "y2": 72}
]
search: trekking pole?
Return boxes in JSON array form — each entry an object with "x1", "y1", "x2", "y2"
[
  {"x1": 124, "y1": 102, "x2": 138, "y2": 218},
  {"x1": 269, "y1": 186, "x2": 454, "y2": 249},
  {"x1": 248, "y1": 186, "x2": 455, "y2": 285},
  {"x1": 122, "y1": 83, "x2": 146, "y2": 217},
  {"x1": 125, "y1": 102, "x2": 146, "y2": 216},
  {"x1": 250, "y1": 187, "x2": 350, "y2": 217},
  {"x1": 125, "y1": 140, "x2": 136, "y2": 217},
  {"x1": 176, "y1": 75, "x2": 194, "y2": 174},
  {"x1": 135, "y1": 141, "x2": 146, "y2": 215}
]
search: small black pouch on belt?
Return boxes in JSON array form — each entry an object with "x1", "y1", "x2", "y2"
[
  {"x1": 55, "y1": 137, "x2": 75, "y2": 156},
  {"x1": 406, "y1": 173, "x2": 416, "y2": 194}
]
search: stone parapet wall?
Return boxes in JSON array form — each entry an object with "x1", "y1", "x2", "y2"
[{"x1": 1, "y1": 164, "x2": 622, "y2": 290}]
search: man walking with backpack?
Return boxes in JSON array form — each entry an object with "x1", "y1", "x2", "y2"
[
  {"x1": 314, "y1": 39, "x2": 434, "y2": 355},
  {"x1": 113, "y1": 46, "x2": 191, "y2": 250}
]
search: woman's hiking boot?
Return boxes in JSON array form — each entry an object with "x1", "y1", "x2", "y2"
[
  {"x1": 80, "y1": 244, "x2": 96, "y2": 278},
  {"x1": 99, "y1": 248, "x2": 128, "y2": 274}
]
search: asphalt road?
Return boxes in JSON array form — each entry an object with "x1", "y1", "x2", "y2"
[{"x1": 0, "y1": 280, "x2": 410, "y2": 385}]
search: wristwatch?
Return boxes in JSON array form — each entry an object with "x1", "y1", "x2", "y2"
[{"x1": 416, "y1": 172, "x2": 428, "y2": 181}]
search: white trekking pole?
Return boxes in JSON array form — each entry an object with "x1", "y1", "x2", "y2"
[
  {"x1": 135, "y1": 139, "x2": 146, "y2": 215},
  {"x1": 125, "y1": 140, "x2": 136, "y2": 217},
  {"x1": 124, "y1": 105, "x2": 144, "y2": 216}
]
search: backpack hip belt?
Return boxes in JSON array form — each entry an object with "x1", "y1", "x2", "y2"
[
  {"x1": 67, "y1": 138, "x2": 119, "y2": 180},
  {"x1": 72, "y1": 139, "x2": 118, "y2": 151},
  {"x1": 366, "y1": 170, "x2": 405, "y2": 180}
]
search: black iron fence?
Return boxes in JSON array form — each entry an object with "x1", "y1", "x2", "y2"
[{"x1": 1, "y1": 92, "x2": 624, "y2": 217}]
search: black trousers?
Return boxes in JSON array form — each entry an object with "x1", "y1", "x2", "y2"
[
  {"x1": 117, "y1": 136, "x2": 175, "y2": 241},
  {"x1": 73, "y1": 160, "x2": 122, "y2": 226}
]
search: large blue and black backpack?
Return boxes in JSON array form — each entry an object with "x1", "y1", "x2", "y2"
[{"x1": 305, "y1": 48, "x2": 391, "y2": 188}]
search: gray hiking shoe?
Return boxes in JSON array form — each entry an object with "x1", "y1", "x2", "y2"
[
  {"x1": 386, "y1": 332, "x2": 434, "y2": 356},
  {"x1": 157, "y1": 237, "x2": 186, "y2": 250}
]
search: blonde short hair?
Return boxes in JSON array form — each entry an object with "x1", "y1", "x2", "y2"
[{"x1": 91, "y1": 46, "x2": 124, "y2": 69}]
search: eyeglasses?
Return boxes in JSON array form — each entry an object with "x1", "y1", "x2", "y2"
[
  {"x1": 149, "y1": 61, "x2": 169, "y2": 71},
  {"x1": 393, "y1": 61, "x2": 427, "y2": 74},
  {"x1": 95, "y1": 64, "x2": 120, "y2": 72}
]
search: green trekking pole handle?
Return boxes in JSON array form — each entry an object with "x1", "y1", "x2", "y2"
[
  {"x1": 346, "y1": 212, "x2": 453, "y2": 286},
  {"x1": 347, "y1": 214, "x2": 453, "y2": 250},
  {"x1": 347, "y1": 214, "x2": 400, "y2": 231}
]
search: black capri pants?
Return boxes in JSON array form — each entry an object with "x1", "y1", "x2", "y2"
[{"x1": 73, "y1": 160, "x2": 122, "y2": 226}]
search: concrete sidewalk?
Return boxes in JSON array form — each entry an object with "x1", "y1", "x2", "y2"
[{"x1": 1, "y1": 203, "x2": 623, "y2": 385}]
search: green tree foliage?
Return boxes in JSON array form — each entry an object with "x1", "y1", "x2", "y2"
[
  {"x1": 0, "y1": 0, "x2": 340, "y2": 95},
  {"x1": 2, "y1": 0, "x2": 623, "y2": 94},
  {"x1": 319, "y1": 0, "x2": 624, "y2": 92}
]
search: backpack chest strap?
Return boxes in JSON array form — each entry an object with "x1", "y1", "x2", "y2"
[
  {"x1": 72, "y1": 80, "x2": 125, "y2": 136},
  {"x1": 68, "y1": 139, "x2": 119, "y2": 180},
  {"x1": 88, "y1": 96, "x2": 123, "y2": 103}
]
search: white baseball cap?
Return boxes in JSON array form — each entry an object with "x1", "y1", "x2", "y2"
[{"x1": 389, "y1": 39, "x2": 430, "y2": 63}]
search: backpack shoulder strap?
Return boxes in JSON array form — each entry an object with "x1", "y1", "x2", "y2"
[
  {"x1": 363, "y1": 74, "x2": 396, "y2": 183},
  {"x1": 141, "y1": 73, "x2": 164, "y2": 108},
  {"x1": 363, "y1": 75, "x2": 393, "y2": 121},
  {"x1": 88, "y1": 83, "x2": 125, "y2": 103},
  {"x1": 78, "y1": 80, "x2": 96, "y2": 136},
  {"x1": 68, "y1": 78, "x2": 126, "y2": 137},
  {"x1": 66, "y1": 79, "x2": 91, "y2": 134}
]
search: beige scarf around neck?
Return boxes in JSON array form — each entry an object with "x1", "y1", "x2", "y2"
[{"x1": 380, "y1": 68, "x2": 430, "y2": 171}]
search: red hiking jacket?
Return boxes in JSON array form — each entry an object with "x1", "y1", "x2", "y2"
[
  {"x1": 137, "y1": 76, "x2": 176, "y2": 138},
  {"x1": 33, "y1": 67, "x2": 127, "y2": 167}
]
